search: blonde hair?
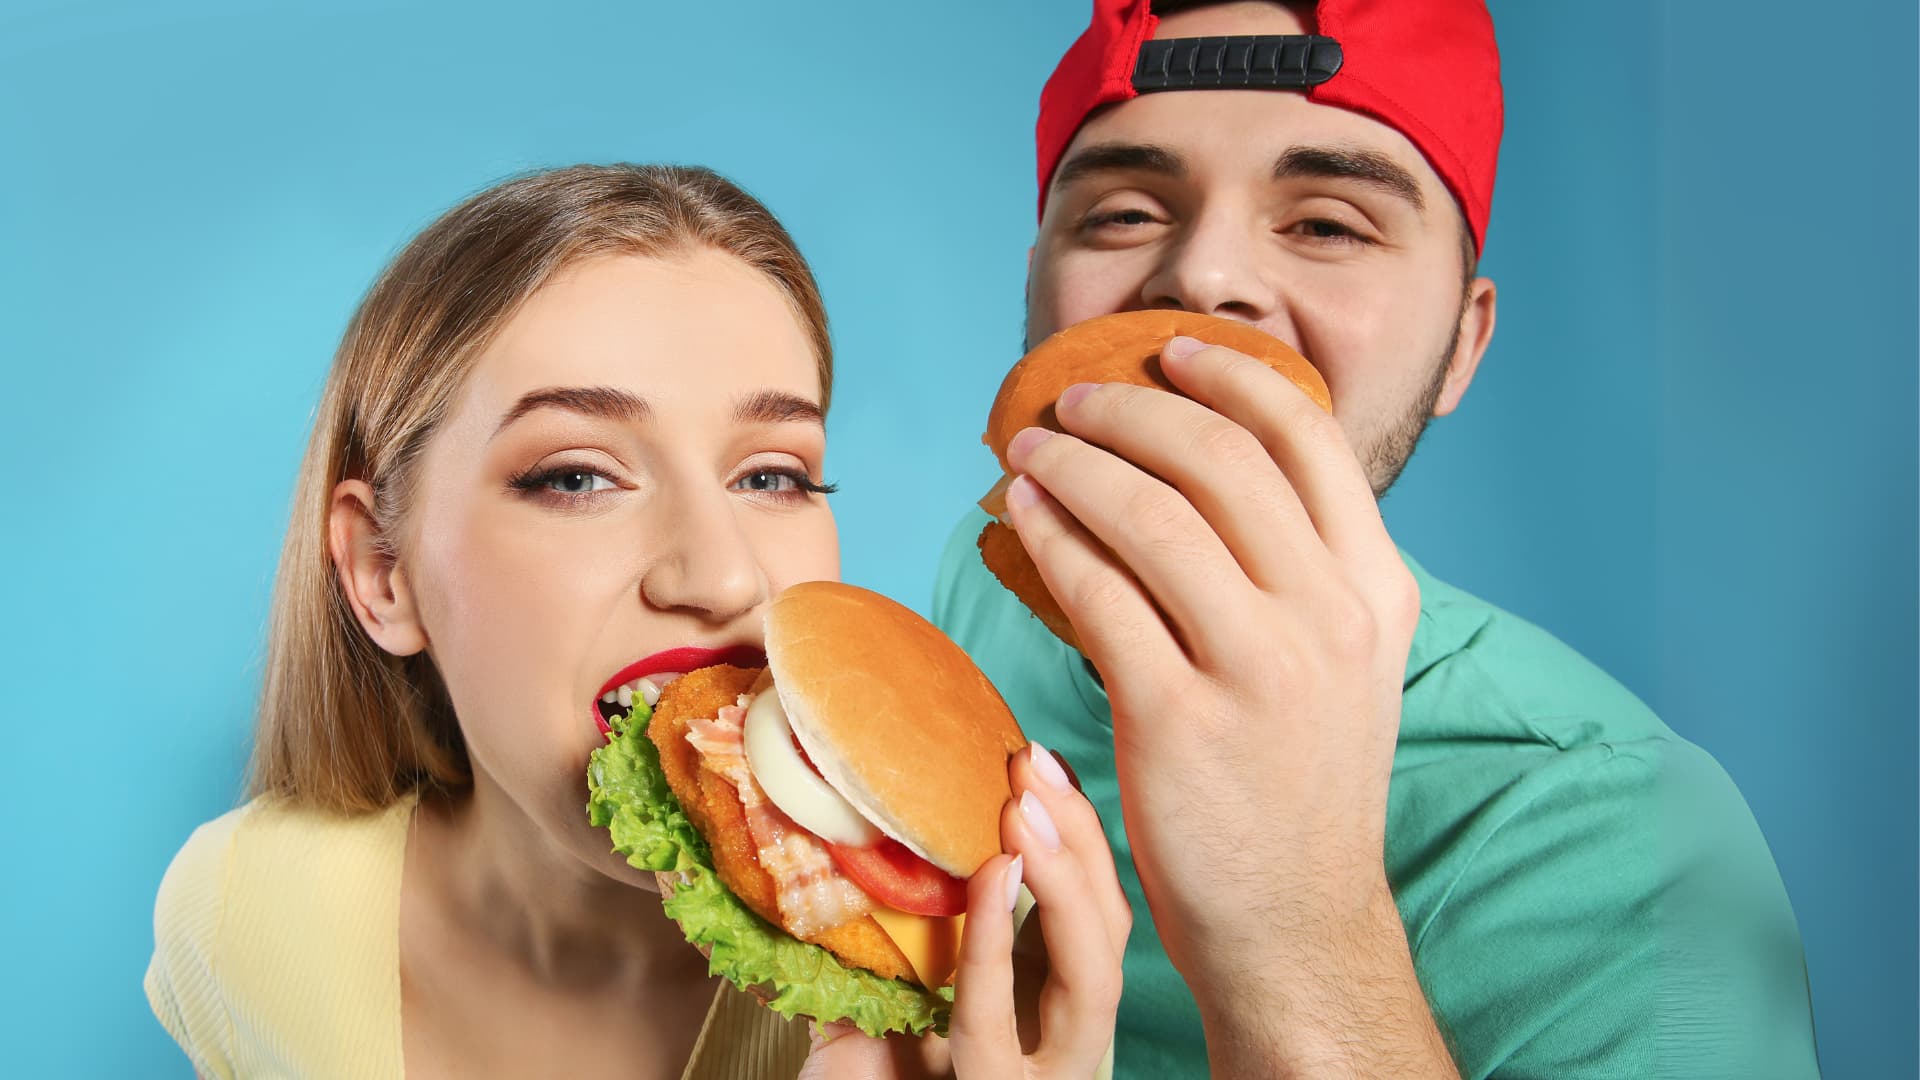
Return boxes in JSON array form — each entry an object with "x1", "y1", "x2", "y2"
[{"x1": 248, "y1": 164, "x2": 832, "y2": 814}]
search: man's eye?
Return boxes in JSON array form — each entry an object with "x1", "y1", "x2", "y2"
[
  {"x1": 1291, "y1": 218, "x2": 1369, "y2": 244},
  {"x1": 1084, "y1": 208, "x2": 1159, "y2": 229}
]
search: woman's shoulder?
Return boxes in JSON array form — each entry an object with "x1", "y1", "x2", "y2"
[
  {"x1": 153, "y1": 793, "x2": 416, "y2": 931},
  {"x1": 146, "y1": 793, "x2": 415, "y2": 1079}
]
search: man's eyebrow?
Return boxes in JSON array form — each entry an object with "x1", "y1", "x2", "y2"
[
  {"x1": 1274, "y1": 145, "x2": 1425, "y2": 213},
  {"x1": 734, "y1": 390, "x2": 824, "y2": 427},
  {"x1": 1051, "y1": 142, "x2": 1188, "y2": 191},
  {"x1": 492, "y1": 385, "x2": 651, "y2": 439}
]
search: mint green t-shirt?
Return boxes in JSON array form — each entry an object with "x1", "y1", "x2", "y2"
[{"x1": 933, "y1": 510, "x2": 1819, "y2": 1079}]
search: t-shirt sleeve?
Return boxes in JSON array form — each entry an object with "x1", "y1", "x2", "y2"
[
  {"x1": 1413, "y1": 740, "x2": 1820, "y2": 1079},
  {"x1": 145, "y1": 813, "x2": 243, "y2": 1080}
]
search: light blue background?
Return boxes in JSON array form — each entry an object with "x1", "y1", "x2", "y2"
[{"x1": 2, "y1": 1, "x2": 1912, "y2": 1075}]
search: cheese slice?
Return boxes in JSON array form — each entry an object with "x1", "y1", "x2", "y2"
[
  {"x1": 977, "y1": 475, "x2": 1013, "y2": 523},
  {"x1": 869, "y1": 907, "x2": 966, "y2": 989}
]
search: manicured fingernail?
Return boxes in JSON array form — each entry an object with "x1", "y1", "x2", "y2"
[
  {"x1": 1020, "y1": 790, "x2": 1060, "y2": 850},
  {"x1": 1164, "y1": 334, "x2": 1204, "y2": 359},
  {"x1": 808, "y1": 1020, "x2": 859, "y2": 1048},
  {"x1": 1005, "y1": 854, "x2": 1024, "y2": 912},
  {"x1": 1059, "y1": 382, "x2": 1098, "y2": 410},
  {"x1": 1029, "y1": 742, "x2": 1072, "y2": 792},
  {"x1": 1006, "y1": 474, "x2": 1042, "y2": 511},
  {"x1": 1008, "y1": 426, "x2": 1053, "y2": 461}
]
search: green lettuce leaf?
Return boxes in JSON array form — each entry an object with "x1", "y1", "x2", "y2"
[{"x1": 586, "y1": 701, "x2": 953, "y2": 1037}]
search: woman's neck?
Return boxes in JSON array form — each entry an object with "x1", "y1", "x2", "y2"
[
  {"x1": 398, "y1": 772, "x2": 721, "y2": 1078},
  {"x1": 413, "y1": 773, "x2": 694, "y2": 993}
]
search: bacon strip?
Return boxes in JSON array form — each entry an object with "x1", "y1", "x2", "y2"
[{"x1": 685, "y1": 699, "x2": 875, "y2": 938}]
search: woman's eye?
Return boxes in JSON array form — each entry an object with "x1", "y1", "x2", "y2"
[
  {"x1": 509, "y1": 464, "x2": 619, "y2": 501},
  {"x1": 739, "y1": 470, "x2": 794, "y2": 493},
  {"x1": 734, "y1": 468, "x2": 837, "y2": 498},
  {"x1": 549, "y1": 470, "x2": 614, "y2": 493}
]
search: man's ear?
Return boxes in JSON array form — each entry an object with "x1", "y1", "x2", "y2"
[
  {"x1": 328, "y1": 479, "x2": 427, "y2": 656},
  {"x1": 1433, "y1": 275, "x2": 1496, "y2": 418}
]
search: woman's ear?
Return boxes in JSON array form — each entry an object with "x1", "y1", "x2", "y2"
[{"x1": 328, "y1": 479, "x2": 428, "y2": 656}]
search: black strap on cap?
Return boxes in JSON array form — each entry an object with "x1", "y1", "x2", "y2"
[{"x1": 1133, "y1": 34, "x2": 1342, "y2": 93}]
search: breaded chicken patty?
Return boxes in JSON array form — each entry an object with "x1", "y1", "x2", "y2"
[{"x1": 647, "y1": 664, "x2": 916, "y2": 984}]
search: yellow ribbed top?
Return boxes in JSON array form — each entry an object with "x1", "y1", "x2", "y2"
[{"x1": 144, "y1": 794, "x2": 809, "y2": 1078}]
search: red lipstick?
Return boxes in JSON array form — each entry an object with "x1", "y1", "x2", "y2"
[{"x1": 593, "y1": 645, "x2": 767, "y2": 737}]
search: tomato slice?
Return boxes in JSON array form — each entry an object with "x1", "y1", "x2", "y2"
[
  {"x1": 785, "y1": 728, "x2": 968, "y2": 915},
  {"x1": 827, "y1": 836, "x2": 968, "y2": 917}
]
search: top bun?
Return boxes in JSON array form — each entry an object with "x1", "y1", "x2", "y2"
[
  {"x1": 984, "y1": 310, "x2": 1332, "y2": 471},
  {"x1": 765, "y1": 581, "x2": 1027, "y2": 878}
]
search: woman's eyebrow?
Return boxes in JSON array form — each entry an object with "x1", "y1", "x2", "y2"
[
  {"x1": 734, "y1": 390, "x2": 824, "y2": 427},
  {"x1": 492, "y1": 385, "x2": 651, "y2": 440}
]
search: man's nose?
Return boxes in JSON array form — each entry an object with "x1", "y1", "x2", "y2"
[
  {"x1": 1138, "y1": 208, "x2": 1274, "y2": 323},
  {"x1": 639, "y1": 485, "x2": 766, "y2": 624}
]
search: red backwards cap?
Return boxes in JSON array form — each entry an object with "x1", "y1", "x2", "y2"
[{"x1": 1036, "y1": 0, "x2": 1504, "y2": 253}]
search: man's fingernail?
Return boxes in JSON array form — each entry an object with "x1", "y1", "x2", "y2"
[
  {"x1": 1030, "y1": 741, "x2": 1072, "y2": 791},
  {"x1": 1006, "y1": 474, "x2": 1041, "y2": 511},
  {"x1": 1008, "y1": 426, "x2": 1053, "y2": 461},
  {"x1": 1005, "y1": 854, "x2": 1024, "y2": 912},
  {"x1": 1020, "y1": 790, "x2": 1061, "y2": 850},
  {"x1": 1059, "y1": 382, "x2": 1098, "y2": 410},
  {"x1": 1164, "y1": 335, "x2": 1204, "y2": 359}
]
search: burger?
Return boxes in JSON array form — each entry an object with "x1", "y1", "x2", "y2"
[
  {"x1": 976, "y1": 310, "x2": 1333, "y2": 652},
  {"x1": 585, "y1": 581, "x2": 1028, "y2": 1036}
]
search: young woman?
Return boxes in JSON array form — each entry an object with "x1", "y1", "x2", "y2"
[{"x1": 145, "y1": 164, "x2": 1128, "y2": 1079}]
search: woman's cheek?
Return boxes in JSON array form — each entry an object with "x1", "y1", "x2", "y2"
[
  {"x1": 411, "y1": 509, "x2": 599, "y2": 730},
  {"x1": 756, "y1": 507, "x2": 839, "y2": 592}
]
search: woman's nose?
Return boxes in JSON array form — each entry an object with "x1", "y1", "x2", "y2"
[{"x1": 639, "y1": 489, "x2": 767, "y2": 623}]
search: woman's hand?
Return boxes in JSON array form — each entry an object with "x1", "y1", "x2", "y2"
[{"x1": 798, "y1": 744, "x2": 1130, "y2": 1079}]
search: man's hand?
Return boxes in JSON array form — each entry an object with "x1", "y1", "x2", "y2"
[{"x1": 1001, "y1": 335, "x2": 1454, "y2": 1076}]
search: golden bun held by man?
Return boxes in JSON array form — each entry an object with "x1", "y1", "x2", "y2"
[
  {"x1": 587, "y1": 581, "x2": 1028, "y2": 1036},
  {"x1": 977, "y1": 310, "x2": 1333, "y2": 653}
]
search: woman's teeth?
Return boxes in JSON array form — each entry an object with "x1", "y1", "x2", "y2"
[{"x1": 598, "y1": 673, "x2": 686, "y2": 713}]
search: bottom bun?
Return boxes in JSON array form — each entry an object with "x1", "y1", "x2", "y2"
[{"x1": 978, "y1": 519, "x2": 1084, "y2": 653}]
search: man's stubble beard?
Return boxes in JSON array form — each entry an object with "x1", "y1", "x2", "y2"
[{"x1": 1361, "y1": 315, "x2": 1460, "y2": 500}]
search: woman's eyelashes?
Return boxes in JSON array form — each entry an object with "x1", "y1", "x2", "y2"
[
  {"x1": 732, "y1": 467, "x2": 837, "y2": 500},
  {"x1": 507, "y1": 461, "x2": 624, "y2": 507},
  {"x1": 507, "y1": 460, "x2": 835, "y2": 509}
]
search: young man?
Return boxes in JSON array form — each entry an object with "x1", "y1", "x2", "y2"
[{"x1": 933, "y1": 1, "x2": 1821, "y2": 1076}]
